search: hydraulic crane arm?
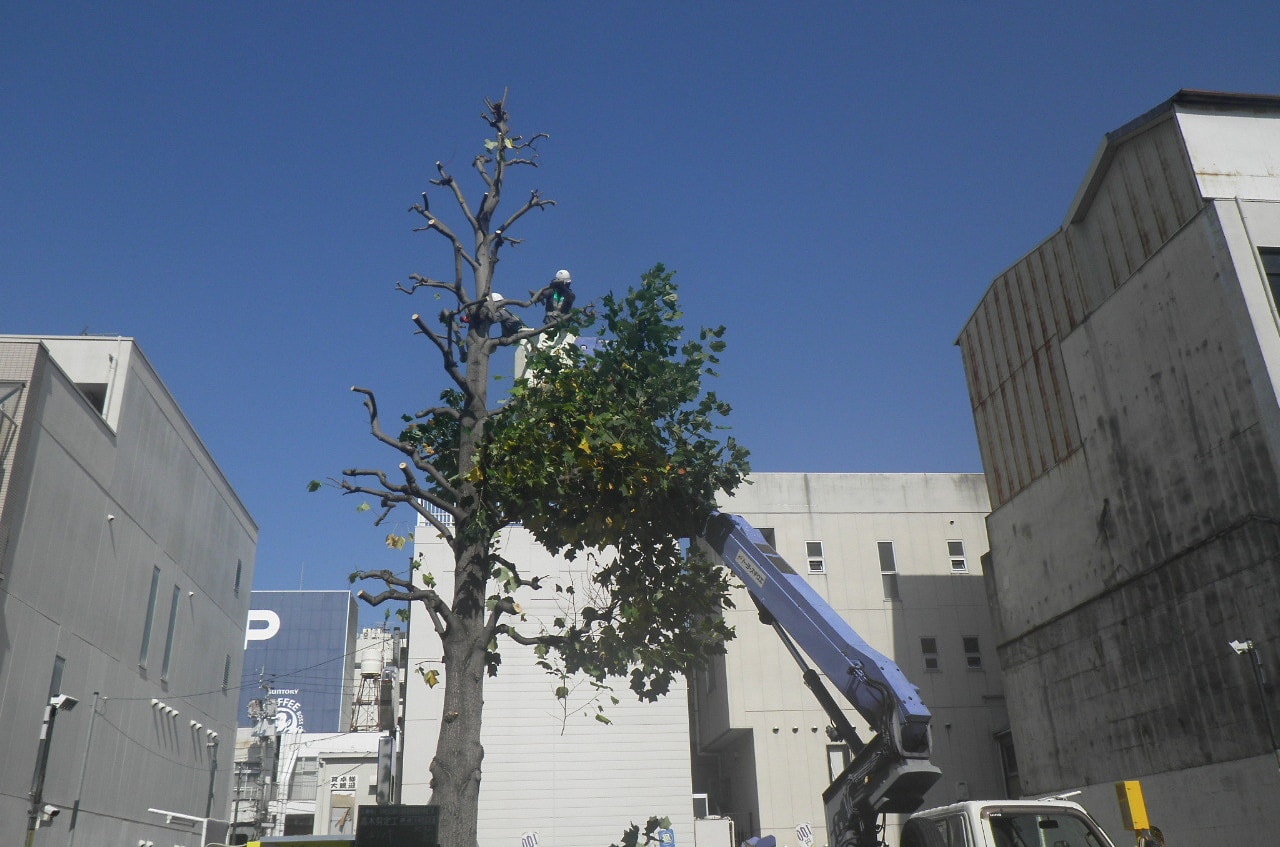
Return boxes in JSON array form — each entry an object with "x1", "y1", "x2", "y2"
[{"x1": 702, "y1": 512, "x2": 941, "y2": 847}]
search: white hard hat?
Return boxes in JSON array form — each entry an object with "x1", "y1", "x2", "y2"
[{"x1": 554, "y1": 269, "x2": 572, "y2": 283}]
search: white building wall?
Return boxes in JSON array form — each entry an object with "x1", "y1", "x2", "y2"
[
  {"x1": 0, "y1": 336, "x2": 256, "y2": 847},
  {"x1": 699, "y1": 473, "x2": 1005, "y2": 847},
  {"x1": 402, "y1": 521, "x2": 695, "y2": 847}
]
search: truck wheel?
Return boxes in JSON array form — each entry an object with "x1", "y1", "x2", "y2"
[{"x1": 900, "y1": 818, "x2": 947, "y2": 847}]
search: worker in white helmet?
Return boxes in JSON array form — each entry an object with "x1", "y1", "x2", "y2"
[{"x1": 538, "y1": 269, "x2": 575, "y2": 323}]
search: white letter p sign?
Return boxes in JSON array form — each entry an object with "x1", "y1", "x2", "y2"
[{"x1": 245, "y1": 610, "x2": 281, "y2": 647}]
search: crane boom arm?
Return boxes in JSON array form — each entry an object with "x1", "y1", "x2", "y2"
[{"x1": 701, "y1": 512, "x2": 941, "y2": 847}]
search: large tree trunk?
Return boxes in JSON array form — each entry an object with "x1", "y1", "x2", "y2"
[
  {"x1": 428, "y1": 579, "x2": 487, "y2": 847},
  {"x1": 429, "y1": 320, "x2": 493, "y2": 847}
]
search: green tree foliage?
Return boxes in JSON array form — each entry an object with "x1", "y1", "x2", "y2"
[{"x1": 480, "y1": 265, "x2": 748, "y2": 698}]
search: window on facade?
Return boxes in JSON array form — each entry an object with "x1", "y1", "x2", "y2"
[
  {"x1": 826, "y1": 744, "x2": 852, "y2": 783},
  {"x1": 331, "y1": 774, "x2": 358, "y2": 791},
  {"x1": 140, "y1": 566, "x2": 161, "y2": 667},
  {"x1": 75, "y1": 382, "x2": 108, "y2": 414},
  {"x1": 948, "y1": 540, "x2": 968, "y2": 572},
  {"x1": 161, "y1": 584, "x2": 181, "y2": 680},
  {"x1": 878, "y1": 541, "x2": 900, "y2": 600},
  {"x1": 806, "y1": 541, "x2": 825, "y2": 574},
  {"x1": 49, "y1": 655, "x2": 66, "y2": 697},
  {"x1": 994, "y1": 730, "x2": 1021, "y2": 798},
  {"x1": 1261, "y1": 248, "x2": 1280, "y2": 306},
  {"x1": 290, "y1": 758, "x2": 319, "y2": 800},
  {"x1": 964, "y1": 636, "x2": 983, "y2": 669},
  {"x1": 0, "y1": 382, "x2": 22, "y2": 465},
  {"x1": 921, "y1": 637, "x2": 939, "y2": 671},
  {"x1": 758, "y1": 527, "x2": 776, "y2": 549}
]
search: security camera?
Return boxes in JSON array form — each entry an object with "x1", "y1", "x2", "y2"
[
  {"x1": 49, "y1": 694, "x2": 78, "y2": 711},
  {"x1": 1230, "y1": 639, "x2": 1255, "y2": 655},
  {"x1": 40, "y1": 804, "x2": 60, "y2": 825}
]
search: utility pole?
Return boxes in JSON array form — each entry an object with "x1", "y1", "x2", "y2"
[
  {"x1": 24, "y1": 694, "x2": 79, "y2": 847},
  {"x1": 67, "y1": 692, "x2": 101, "y2": 847},
  {"x1": 1230, "y1": 638, "x2": 1280, "y2": 774}
]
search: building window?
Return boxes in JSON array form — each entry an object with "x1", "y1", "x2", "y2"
[
  {"x1": 964, "y1": 636, "x2": 983, "y2": 669},
  {"x1": 921, "y1": 637, "x2": 939, "y2": 671},
  {"x1": 878, "y1": 541, "x2": 900, "y2": 600},
  {"x1": 948, "y1": 540, "x2": 968, "y2": 572},
  {"x1": 161, "y1": 584, "x2": 181, "y2": 680},
  {"x1": 995, "y1": 730, "x2": 1021, "y2": 798},
  {"x1": 49, "y1": 655, "x2": 66, "y2": 697},
  {"x1": 0, "y1": 382, "x2": 22, "y2": 465},
  {"x1": 290, "y1": 758, "x2": 319, "y2": 800},
  {"x1": 826, "y1": 744, "x2": 852, "y2": 783},
  {"x1": 331, "y1": 774, "x2": 358, "y2": 791},
  {"x1": 234, "y1": 559, "x2": 243, "y2": 597},
  {"x1": 758, "y1": 527, "x2": 776, "y2": 549},
  {"x1": 806, "y1": 541, "x2": 825, "y2": 574},
  {"x1": 1261, "y1": 248, "x2": 1280, "y2": 306},
  {"x1": 140, "y1": 566, "x2": 161, "y2": 667}
]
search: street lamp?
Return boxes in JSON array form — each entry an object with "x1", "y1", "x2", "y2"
[
  {"x1": 24, "y1": 693, "x2": 79, "y2": 847},
  {"x1": 1228, "y1": 638, "x2": 1280, "y2": 774}
]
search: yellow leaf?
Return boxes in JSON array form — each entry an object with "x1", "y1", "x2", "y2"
[
  {"x1": 578, "y1": 437, "x2": 592, "y2": 454},
  {"x1": 425, "y1": 669, "x2": 440, "y2": 688}
]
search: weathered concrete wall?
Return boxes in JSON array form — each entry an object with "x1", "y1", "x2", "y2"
[
  {"x1": 988, "y1": 207, "x2": 1280, "y2": 793},
  {"x1": 961, "y1": 96, "x2": 1280, "y2": 845}
]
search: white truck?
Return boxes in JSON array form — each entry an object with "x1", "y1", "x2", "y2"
[{"x1": 900, "y1": 799, "x2": 1118, "y2": 847}]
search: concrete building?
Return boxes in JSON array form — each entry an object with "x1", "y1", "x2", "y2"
[
  {"x1": 695, "y1": 473, "x2": 1007, "y2": 847},
  {"x1": 401, "y1": 473, "x2": 1005, "y2": 847},
  {"x1": 0, "y1": 335, "x2": 256, "y2": 847},
  {"x1": 956, "y1": 90, "x2": 1280, "y2": 843}
]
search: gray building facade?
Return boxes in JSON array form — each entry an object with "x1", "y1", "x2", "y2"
[
  {"x1": 696, "y1": 473, "x2": 1009, "y2": 847},
  {"x1": 0, "y1": 336, "x2": 256, "y2": 846},
  {"x1": 957, "y1": 91, "x2": 1280, "y2": 843}
]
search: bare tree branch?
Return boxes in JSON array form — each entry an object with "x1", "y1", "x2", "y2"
[
  {"x1": 354, "y1": 569, "x2": 451, "y2": 636},
  {"x1": 409, "y1": 315, "x2": 467, "y2": 390},
  {"x1": 496, "y1": 190, "x2": 556, "y2": 237},
  {"x1": 430, "y1": 160, "x2": 480, "y2": 236}
]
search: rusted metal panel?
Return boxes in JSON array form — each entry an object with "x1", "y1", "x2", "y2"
[
  {"x1": 1009, "y1": 262, "x2": 1040, "y2": 360},
  {"x1": 1094, "y1": 177, "x2": 1131, "y2": 295},
  {"x1": 990, "y1": 276, "x2": 1016, "y2": 386},
  {"x1": 1021, "y1": 250, "x2": 1053, "y2": 354},
  {"x1": 970, "y1": 299, "x2": 998, "y2": 400},
  {"x1": 1131, "y1": 130, "x2": 1177, "y2": 244},
  {"x1": 1018, "y1": 361, "x2": 1052, "y2": 479},
  {"x1": 1051, "y1": 232, "x2": 1085, "y2": 332},
  {"x1": 1030, "y1": 344, "x2": 1064, "y2": 466}
]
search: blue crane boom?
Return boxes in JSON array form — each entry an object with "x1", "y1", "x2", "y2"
[{"x1": 701, "y1": 512, "x2": 941, "y2": 847}]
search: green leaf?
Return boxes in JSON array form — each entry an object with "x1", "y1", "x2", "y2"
[
  {"x1": 356, "y1": 502, "x2": 371, "y2": 513},
  {"x1": 306, "y1": 480, "x2": 322, "y2": 492}
]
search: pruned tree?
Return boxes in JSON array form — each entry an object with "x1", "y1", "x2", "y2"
[{"x1": 325, "y1": 94, "x2": 749, "y2": 847}]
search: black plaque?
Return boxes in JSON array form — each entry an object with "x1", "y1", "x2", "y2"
[{"x1": 356, "y1": 804, "x2": 440, "y2": 847}]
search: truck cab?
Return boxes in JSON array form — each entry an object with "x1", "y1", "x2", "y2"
[{"x1": 901, "y1": 800, "x2": 1119, "y2": 847}]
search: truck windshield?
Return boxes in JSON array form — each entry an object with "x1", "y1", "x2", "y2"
[{"x1": 986, "y1": 810, "x2": 1111, "y2": 847}]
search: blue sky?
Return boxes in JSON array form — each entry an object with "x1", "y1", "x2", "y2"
[{"x1": 5, "y1": 3, "x2": 1279, "y2": 625}]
